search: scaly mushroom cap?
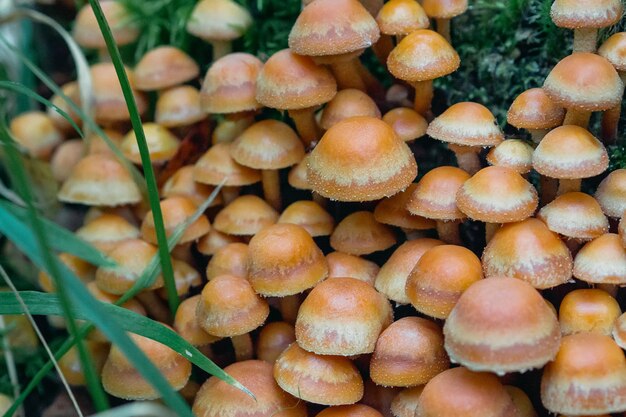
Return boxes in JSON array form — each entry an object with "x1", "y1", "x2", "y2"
[
  {"x1": 595, "y1": 169, "x2": 626, "y2": 218},
  {"x1": 278, "y1": 200, "x2": 335, "y2": 237},
  {"x1": 559, "y1": 289, "x2": 621, "y2": 337},
  {"x1": 230, "y1": 120, "x2": 305, "y2": 170},
  {"x1": 193, "y1": 360, "x2": 307, "y2": 417},
  {"x1": 10, "y1": 111, "x2": 63, "y2": 159},
  {"x1": 599, "y1": 32, "x2": 626, "y2": 71},
  {"x1": 256, "y1": 49, "x2": 337, "y2": 110},
  {"x1": 375, "y1": 238, "x2": 444, "y2": 304},
  {"x1": 376, "y1": 0, "x2": 430, "y2": 36},
  {"x1": 316, "y1": 404, "x2": 384, "y2": 417},
  {"x1": 551, "y1": 0, "x2": 623, "y2": 29},
  {"x1": 274, "y1": 342, "x2": 364, "y2": 405},
  {"x1": 134, "y1": 46, "x2": 199, "y2": 91},
  {"x1": 308, "y1": 116, "x2": 417, "y2": 201},
  {"x1": 374, "y1": 184, "x2": 436, "y2": 230},
  {"x1": 486, "y1": 139, "x2": 534, "y2": 174},
  {"x1": 174, "y1": 295, "x2": 221, "y2": 346},
  {"x1": 371, "y1": 317, "x2": 449, "y2": 387},
  {"x1": 58, "y1": 154, "x2": 141, "y2": 206},
  {"x1": 330, "y1": 211, "x2": 397, "y2": 255},
  {"x1": 155, "y1": 86, "x2": 206, "y2": 128},
  {"x1": 193, "y1": 143, "x2": 261, "y2": 186},
  {"x1": 257, "y1": 322, "x2": 296, "y2": 364},
  {"x1": 213, "y1": 195, "x2": 278, "y2": 236},
  {"x1": 187, "y1": 0, "x2": 252, "y2": 42},
  {"x1": 326, "y1": 251, "x2": 380, "y2": 286},
  {"x1": 289, "y1": 0, "x2": 380, "y2": 57},
  {"x1": 482, "y1": 218, "x2": 573, "y2": 289},
  {"x1": 427, "y1": 102, "x2": 503, "y2": 147},
  {"x1": 321, "y1": 89, "x2": 381, "y2": 130},
  {"x1": 422, "y1": 0, "x2": 468, "y2": 18},
  {"x1": 387, "y1": 29, "x2": 460, "y2": 82},
  {"x1": 533, "y1": 125, "x2": 608, "y2": 179},
  {"x1": 456, "y1": 166, "x2": 538, "y2": 223},
  {"x1": 407, "y1": 166, "x2": 470, "y2": 220},
  {"x1": 247, "y1": 223, "x2": 328, "y2": 296},
  {"x1": 574, "y1": 233, "x2": 626, "y2": 285},
  {"x1": 296, "y1": 277, "x2": 393, "y2": 356},
  {"x1": 507, "y1": 88, "x2": 565, "y2": 130},
  {"x1": 543, "y1": 53, "x2": 624, "y2": 111},
  {"x1": 206, "y1": 242, "x2": 248, "y2": 280},
  {"x1": 382, "y1": 107, "x2": 428, "y2": 142},
  {"x1": 76, "y1": 213, "x2": 140, "y2": 253},
  {"x1": 141, "y1": 196, "x2": 211, "y2": 244},
  {"x1": 73, "y1": 2, "x2": 138, "y2": 49},
  {"x1": 121, "y1": 123, "x2": 180, "y2": 165},
  {"x1": 200, "y1": 53, "x2": 263, "y2": 113},
  {"x1": 538, "y1": 192, "x2": 609, "y2": 240},
  {"x1": 444, "y1": 277, "x2": 561, "y2": 374},
  {"x1": 541, "y1": 333, "x2": 626, "y2": 415}
]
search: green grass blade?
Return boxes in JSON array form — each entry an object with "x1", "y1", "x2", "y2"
[{"x1": 87, "y1": 0, "x2": 179, "y2": 316}]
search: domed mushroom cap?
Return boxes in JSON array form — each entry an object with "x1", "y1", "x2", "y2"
[
  {"x1": 200, "y1": 53, "x2": 263, "y2": 113},
  {"x1": 375, "y1": 238, "x2": 444, "y2": 304},
  {"x1": 155, "y1": 86, "x2": 206, "y2": 128},
  {"x1": 308, "y1": 116, "x2": 417, "y2": 202},
  {"x1": 407, "y1": 166, "x2": 470, "y2": 220},
  {"x1": 559, "y1": 289, "x2": 621, "y2": 337},
  {"x1": 197, "y1": 229, "x2": 242, "y2": 256},
  {"x1": 213, "y1": 195, "x2": 279, "y2": 236},
  {"x1": 58, "y1": 154, "x2": 141, "y2": 206},
  {"x1": 134, "y1": 46, "x2": 199, "y2": 91},
  {"x1": 543, "y1": 53, "x2": 624, "y2": 111},
  {"x1": 248, "y1": 223, "x2": 328, "y2": 297},
  {"x1": 274, "y1": 342, "x2": 364, "y2": 405},
  {"x1": 371, "y1": 317, "x2": 450, "y2": 387},
  {"x1": 230, "y1": 120, "x2": 305, "y2": 170},
  {"x1": 121, "y1": 123, "x2": 180, "y2": 165},
  {"x1": 422, "y1": 0, "x2": 468, "y2": 18},
  {"x1": 612, "y1": 312, "x2": 626, "y2": 349},
  {"x1": 376, "y1": 0, "x2": 430, "y2": 36},
  {"x1": 194, "y1": 143, "x2": 261, "y2": 186},
  {"x1": 444, "y1": 277, "x2": 561, "y2": 374},
  {"x1": 417, "y1": 367, "x2": 519, "y2": 417},
  {"x1": 288, "y1": 153, "x2": 312, "y2": 190},
  {"x1": 541, "y1": 333, "x2": 626, "y2": 415},
  {"x1": 48, "y1": 81, "x2": 81, "y2": 134},
  {"x1": 374, "y1": 184, "x2": 436, "y2": 230},
  {"x1": 507, "y1": 88, "x2": 565, "y2": 130},
  {"x1": 330, "y1": 211, "x2": 397, "y2": 256},
  {"x1": 599, "y1": 32, "x2": 626, "y2": 71},
  {"x1": 90, "y1": 63, "x2": 147, "y2": 125},
  {"x1": 390, "y1": 386, "x2": 424, "y2": 417},
  {"x1": 387, "y1": 29, "x2": 460, "y2": 82},
  {"x1": 296, "y1": 277, "x2": 393, "y2": 356},
  {"x1": 382, "y1": 107, "x2": 428, "y2": 143},
  {"x1": 73, "y1": 2, "x2": 138, "y2": 49},
  {"x1": 505, "y1": 386, "x2": 537, "y2": 417},
  {"x1": 427, "y1": 102, "x2": 504, "y2": 147},
  {"x1": 538, "y1": 192, "x2": 609, "y2": 240},
  {"x1": 161, "y1": 165, "x2": 222, "y2": 208},
  {"x1": 174, "y1": 295, "x2": 221, "y2": 346},
  {"x1": 574, "y1": 233, "x2": 626, "y2": 285},
  {"x1": 595, "y1": 169, "x2": 626, "y2": 218},
  {"x1": 206, "y1": 242, "x2": 248, "y2": 281},
  {"x1": 321, "y1": 89, "x2": 381, "y2": 130},
  {"x1": 316, "y1": 404, "x2": 384, "y2": 417},
  {"x1": 550, "y1": 0, "x2": 623, "y2": 29},
  {"x1": 456, "y1": 166, "x2": 538, "y2": 223},
  {"x1": 187, "y1": 0, "x2": 252, "y2": 42},
  {"x1": 326, "y1": 251, "x2": 380, "y2": 286},
  {"x1": 76, "y1": 213, "x2": 140, "y2": 253},
  {"x1": 141, "y1": 196, "x2": 211, "y2": 244},
  {"x1": 257, "y1": 322, "x2": 296, "y2": 364},
  {"x1": 193, "y1": 360, "x2": 307, "y2": 417},
  {"x1": 482, "y1": 218, "x2": 573, "y2": 289},
  {"x1": 533, "y1": 125, "x2": 608, "y2": 179},
  {"x1": 288, "y1": 0, "x2": 380, "y2": 57},
  {"x1": 256, "y1": 49, "x2": 337, "y2": 110},
  {"x1": 10, "y1": 111, "x2": 63, "y2": 159},
  {"x1": 47, "y1": 140, "x2": 84, "y2": 182},
  {"x1": 278, "y1": 200, "x2": 335, "y2": 237},
  {"x1": 486, "y1": 140, "x2": 534, "y2": 174}
]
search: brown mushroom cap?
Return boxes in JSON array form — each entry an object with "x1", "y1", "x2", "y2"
[
  {"x1": 427, "y1": 102, "x2": 503, "y2": 147},
  {"x1": 161, "y1": 165, "x2": 222, "y2": 208},
  {"x1": 155, "y1": 86, "x2": 206, "y2": 128},
  {"x1": 59, "y1": 340, "x2": 109, "y2": 386},
  {"x1": 505, "y1": 386, "x2": 537, "y2": 417},
  {"x1": 288, "y1": 0, "x2": 380, "y2": 57},
  {"x1": 390, "y1": 386, "x2": 424, "y2": 417},
  {"x1": 257, "y1": 322, "x2": 296, "y2": 364},
  {"x1": 444, "y1": 277, "x2": 561, "y2": 374},
  {"x1": 121, "y1": 123, "x2": 180, "y2": 165},
  {"x1": 140, "y1": 196, "x2": 210, "y2": 244},
  {"x1": 595, "y1": 169, "x2": 626, "y2": 218},
  {"x1": 407, "y1": 166, "x2": 470, "y2": 220},
  {"x1": 192, "y1": 360, "x2": 307, "y2": 417},
  {"x1": 326, "y1": 251, "x2": 380, "y2": 286},
  {"x1": 599, "y1": 32, "x2": 626, "y2": 72},
  {"x1": 559, "y1": 289, "x2": 621, "y2": 337},
  {"x1": 330, "y1": 211, "x2": 397, "y2": 255},
  {"x1": 174, "y1": 295, "x2": 221, "y2": 346},
  {"x1": 612, "y1": 312, "x2": 626, "y2": 349},
  {"x1": 541, "y1": 333, "x2": 626, "y2": 415},
  {"x1": 374, "y1": 184, "x2": 436, "y2": 230},
  {"x1": 482, "y1": 218, "x2": 573, "y2": 289},
  {"x1": 316, "y1": 404, "x2": 384, "y2": 417},
  {"x1": 206, "y1": 242, "x2": 248, "y2": 281},
  {"x1": 256, "y1": 49, "x2": 337, "y2": 110},
  {"x1": 456, "y1": 166, "x2": 538, "y2": 223},
  {"x1": 533, "y1": 125, "x2": 608, "y2": 179},
  {"x1": 194, "y1": 143, "x2": 261, "y2": 187},
  {"x1": 48, "y1": 81, "x2": 82, "y2": 134},
  {"x1": 422, "y1": 0, "x2": 468, "y2": 18},
  {"x1": 90, "y1": 63, "x2": 147, "y2": 125},
  {"x1": 274, "y1": 342, "x2": 364, "y2": 405},
  {"x1": 308, "y1": 116, "x2": 417, "y2": 202},
  {"x1": 288, "y1": 153, "x2": 312, "y2": 190},
  {"x1": 486, "y1": 139, "x2": 534, "y2": 174},
  {"x1": 196, "y1": 229, "x2": 242, "y2": 256},
  {"x1": 376, "y1": 0, "x2": 430, "y2": 36},
  {"x1": 382, "y1": 107, "x2": 428, "y2": 142},
  {"x1": 39, "y1": 253, "x2": 95, "y2": 293},
  {"x1": 186, "y1": 0, "x2": 253, "y2": 42},
  {"x1": 73, "y1": 2, "x2": 138, "y2": 49},
  {"x1": 278, "y1": 200, "x2": 335, "y2": 237},
  {"x1": 387, "y1": 29, "x2": 460, "y2": 82},
  {"x1": 507, "y1": 88, "x2": 565, "y2": 130},
  {"x1": 296, "y1": 277, "x2": 393, "y2": 356},
  {"x1": 9, "y1": 111, "x2": 63, "y2": 159},
  {"x1": 134, "y1": 46, "x2": 199, "y2": 91},
  {"x1": 320, "y1": 89, "x2": 381, "y2": 130},
  {"x1": 538, "y1": 192, "x2": 609, "y2": 240},
  {"x1": 51, "y1": 139, "x2": 85, "y2": 182},
  {"x1": 543, "y1": 53, "x2": 624, "y2": 111},
  {"x1": 76, "y1": 213, "x2": 140, "y2": 253},
  {"x1": 213, "y1": 195, "x2": 279, "y2": 236},
  {"x1": 573, "y1": 233, "x2": 626, "y2": 285},
  {"x1": 550, "y1": 0, "x2": 623, "y2": 29}
]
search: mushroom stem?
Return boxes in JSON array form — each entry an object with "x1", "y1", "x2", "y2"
[
  {"x1": 563, "y1": 108, "x2": 591, "y2": 128},
  {"x1": 262, "y1": 169, "x2": 281, "y2": 211},
  {"x1": 485, "y1": 222, "x2": 499, "y2": 243},
  {"x1": 436, "y1": 220, "x2": 462, "y2": 245},
  {"x1": 312, "y1": 191, "x2": 327, "y2": 208},
  {"x1": 356, "y1": 59, "x2": 386, "y2": 101},
  {"x1": 288, "y1": 108, "x2": 320, "y2": 148},
  {"x1": 279, "y1": 295, "x2": 300, "y2": 324},
  {"x1": 449, "y1": 144, "x2": 481, "y2": 175},
  {"x1": 373, "y1": 34, "x2": 395, "y2": 65},
  {"x1": 221, "y1": 186, "x2": 240, "y2": 204},
  {"x1": 573, "y1": 28, "x2": 598, "y2": 53},
  {"x1": 210, "y1": 40, "x2": 232, "y2": 60},
  {"x1": 597, "y1": 283, "x2": 618, "y2": 297},
  {"x1": 557, "y1": 178, "x2": 582, "y2": 195},
  {"x1": 231, "y1": 333, "x2": 254, "y2": 361},
  {"x1": 436, "y1": 18, "x2": 451, "y2": 43},
  {"x1": 329, "y1": 60, "x2": 367, "y2": 91},
  {"x1": 601, "y1": 103, "x2": 621, "y2": 145},
  {"x1": 411, "y1": 80, "x2": 434, "y2": 117},
  {"x1": 136, "y1": 291, "x2": 171, "y2": 324},
  {"x1": 529, "y1": 129, "x2": 549, "y2": 144},
  {"x1": 540, "y1": 177, "x2": 558, "y2": 206}
]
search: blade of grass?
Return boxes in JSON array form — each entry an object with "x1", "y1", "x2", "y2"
[
  {"x1": 87, "y1": 0, "x2": 179, "y2": 316},
  {"x1": 0, "y1": 315, "x2": 24, "y2": 417}
]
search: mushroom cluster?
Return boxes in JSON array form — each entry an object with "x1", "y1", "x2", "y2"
[{"x1": 14, "y1": 0, "x2": 626, "y2": 416}]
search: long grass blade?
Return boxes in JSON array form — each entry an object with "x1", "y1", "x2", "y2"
[{"x1": 0, "y1": 314, "x2": 24, "y2": 417}]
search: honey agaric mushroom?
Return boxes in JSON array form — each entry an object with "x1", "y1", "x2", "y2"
[
  {"x1": 550, "y1": 0, "x2": 623, "y2": 52},
  {"x1": 375, "y1": 238, "x2": 444, "y2": 304},
  {"x1": 257, "y1": 322, "x2": 296, "y2": 364},
  {"x1": 296, "y1": 277, "x2": 393, "y2": 356},
  {"x1": 205, "y1": 242, "x2": 248, "y2": 281},
  {"x1": 316, "y1": 404, "x2": 384, "y2": 417},
  {"x1": 375, "y1": 0, "x2": 430, "y2": 62},
  {"x1": 598, "y1": 32, "x2": 626, "y2": 143},
  {"x1": 274, "y1": 342, "x2": 364, "y2": 405},
  {"x1": 196, "y1": 229, "x2": 242, "y2": 256},
  {"x1": 387, "y1": 29, "x2": 460, "y2": 116},
  {"x1": 308, "y1": 116, "x2": 417, "y2": 202},
  {"x1": 427, "y1": 102, "x2": 503, "y2": 174},
  {"x1": 326, "y1": 251, "x2": 380, "y2": 286},
  {"x1": 573, "y1": 233, "x2": 626, "y2": 285},
  {"x1": 595, "y1": 168, "x2": 626, "y2": 218},
  {"x1": 444, "y1": 277, "x2": 561, "y2": 374},
  {"x1": 505, "y1": 386, "x2": 538, "y2": 417},
  {"x1": 537, "y1": 192, "x2": 609, "y2": 242},
  {"x1": 405, "y1": 244, "x2": 483, "y2": 319},
  {"x1": 543, "y1": 52, "x2": 624, "y2": 128},
  {"x1": 482, "y1": 218, "x2": 573, "y2": 289},
  {"x1": 613, "y1": 312, "x2": 626, "y2": 349},
  {"x1": 141, "y1": 196, "x2": 210, "y2": 244},
  {"x1": 133, "y1": 46, "x2": 199, "y2": 92},
  {"x1": 48, "y1": 81, "x2": 81, "y2": 135},
  {"x1": 155, "y1": 86, "x2": 207, "y2": 129},
  {"x1": 50, "y1": 140, "x2": 84, "y2": 183},
  {"x1": 278, "y1": 201, "x2": 335, "y2": 237},
  {"x1": 38, "y1": 253, "x2": 95, "y2": 293},
  {"x1": 186, "y1": 0, "x2": 252, "y2": 59},
  {"x1": 161, "y1": 165, "x2": 222, "y2": 208},
  {"x1": 9, "y1": 111, "x2": 63, "y2": 159},
  {"x1": 174, "y1": 295, "x2": 221, "y2": 347},
  {"x1": 422, "y1": 0, "x2": 468, "y2": 43},
  {"x1": 507, "y1": 88, "x2": 565, "y2": 144},
  {"x1": 559, "y1": 289, "x2": 621, "y2": 337},
  {"x1": 212, "y1": 195, "x2": 279, "y2": 236},
  {"x1": 75, "y1": 213, "x2": 140, "y2": 253},
  {"x1": 541, "y1": 333, "x2": 626, "y2": 415},
  {"x1": 390, "y1": 386, "x2": 424, "y2": 417},
  {"x1": 230, "y1": 119, "x2": 305, "y2": 210},
  {"x1": 374, "y1": 184, "x2": 436, "y2": 234},
  {"x1": 320, "y1": 89, "x2": 381, "y2": 131},
  {"x1": 256, "y1": 49, "x2": 337, "y2": 147},
  {"x1": 382, "y1": 107, "x2": 428, "y2": 143},
  {"x1": 533, "y1": 125, "x2": 608, "y2": 195},
  {"x1": 486, "y1": 139, "x2": 534, "y2": 175},
  {"x1": 330, "y1": 211, "x2": 397, "y2": 256},
  {"x1": 121, "y1": 123, "x2": 180, "y2": 165},
  {"x1": 58, "y1": 341, "x2": 108, "y2": 386}
]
